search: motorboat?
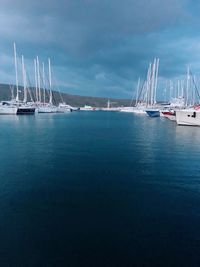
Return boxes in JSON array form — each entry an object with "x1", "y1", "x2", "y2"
[
  {"x1": 176, "y1": 107, "x2": 200, "y2": 126},
  {"x1": 57, "y1": 103, "x2": 73, "y2": 113}
]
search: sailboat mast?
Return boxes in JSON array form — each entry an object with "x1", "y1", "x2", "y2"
[
  {"x1": 14, "y1": 42, "x2": 19, "y2": 102},
  {"x1": 186, "y1": 66, "x2": 190, "y2": 107},
  {"x1": 10, "y1": 85, "x2": 14, "y2": 100},
  {"x1": 192, "y1": 75, "x2": 195, "y2": 105},
  {"x1": 34, "y1": 59, "x2": 38, "y2": 103},
  {"x1": 135, "y1": 77, "x2": 140, "y2": 106},
  {"x1": 37, "y1": 56, "x2": 41, "y2": 103},
  {"x1": 154, "y1": 58, "x2": 159, "y2": 105},
  {"x1": 178, "y1": 80, "x2": 180, "y2": 98},
  {"x1": 151, "y1": 59, "x2": 156, "y2": 106},
  {"x1": 147, "y1": 63, "x2": 151, "y2": 107},
  {"x1": 107, "y1": 99, "x2": 110, "y2": 109},
  {"x1": 48, "y1": 58, "x2": 52, "y2": 105},
  {"x1": 22, "y1": 55, "x2": 27, "y2": 103},
  {"x1": 42, "y1": 62, "x2": 45, "y2": 104}
]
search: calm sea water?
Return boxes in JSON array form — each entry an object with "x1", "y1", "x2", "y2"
[{"x1": 0, "y1": 112, "x2": 200, "y2": 266}]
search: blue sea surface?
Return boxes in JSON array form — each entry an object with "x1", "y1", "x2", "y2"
[{"x1": 0, "y1": 112, "x2": 200, "y2": 266}]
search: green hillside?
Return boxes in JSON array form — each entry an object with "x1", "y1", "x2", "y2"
[{"x1": 0, "y1": 84, "x2": 132, "y2": 107}]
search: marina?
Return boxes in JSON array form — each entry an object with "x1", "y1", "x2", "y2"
[
  {"x1": 1, "y1": 47, "x2": 200, "y2": 129},
  {"x1": 1, "y1": 0, "x2": 200, "y2": 265}
]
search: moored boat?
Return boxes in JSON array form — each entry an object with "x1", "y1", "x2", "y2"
[
  {"x1": 120, "y1": 107, "x2": 135, "y2": 112},
  {"x1": 57, "y1": 103, "x2": 73, "y2": 113},
  {"x1": 80, "y1": 105, "x2": 96, "y2": 111},
  {"x1": 38, "y1": 104, "x2": 57, "y2": 113},
  {"x1": 17, "y1": 105, "x2": 35, "y2": 115},
  {"x1": 161, "y1": 110, "x2": 176, "y2": 121},
  {"x1": 132, "y1": 108, "x2": 146, "y2": 114},
  {"x1": 0, "y1": 101, "x2": 18, "y2": 115},
  {"x1": 120, "y1": 106, "x2": 146, "y2": 114},
  {"x1": 176, "y1": 108, "x2": 200, "y2": 126},
  {"x1": 145, "y1": 109, "x2": 160, "y2": 117}
]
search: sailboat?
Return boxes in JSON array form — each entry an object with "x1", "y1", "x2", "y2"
[
  {"x1": 38, "y1": 58, "x2": 57, "y2": 113},
  {"x1": 11, "y1": 43, "x2": 35, "y2": 115},
  {"x1": 0, "y1": 43, "x2": 35, "y2": 115},
  {"x1": 145, "y1": 58, "x2": 160, "y2": 117},
  {"x1": 120, "y1": 78, "x2": 146, "y2": 114},
  {"x1": 16, "y1": 54, "x2": 35, "y2": 114}
]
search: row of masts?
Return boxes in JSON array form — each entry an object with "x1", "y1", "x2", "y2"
[
  {"x1": 134, "y1": 60, "x2": 200, "y2": 108},
  {"x1": 162, "y1": 67, "x2": 198, "y2": 106},
  {"x1": 13, "y1": 42, "x2": 53, "y2": 105},
  {"x1": 134, "y1": 58, "x2": 159, "y2": 107}
]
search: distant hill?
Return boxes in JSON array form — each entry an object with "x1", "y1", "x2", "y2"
[{"x1": 0, "y1": 83, "x2": 132, "y2": 107}]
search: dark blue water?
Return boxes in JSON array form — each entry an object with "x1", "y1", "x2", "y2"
[{"x1": 0, "y1": 112, "x2": 200, "y2": 266}]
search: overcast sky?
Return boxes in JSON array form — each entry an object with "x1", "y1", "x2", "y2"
[{"x1": 0, "y1": 0, "x2": 199, "y2": 98}]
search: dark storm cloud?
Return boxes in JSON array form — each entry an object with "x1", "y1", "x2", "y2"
[
  {"x1": 0, "y1": 0, "x2": 187, "y2": 53},
  {"x1": 0, "y1": 0, "x2": 199, "y2": 98}
]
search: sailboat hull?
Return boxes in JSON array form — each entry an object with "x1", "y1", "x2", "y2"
[
  {"x1": 38, "y1": 106, "x2": 57, "y2": 113},
  {"x1": 146, "y1": 109, "x2": 160, "y2": 117},
  {"x1": 0, "y1": 106, "x2": 17, "y2": 115},
  {"x1": 161, "y1": 111, "x2": 176, "y2": 121},
  {"x1": 17, "y1": 107, "x2": 35, "y2": 115}
]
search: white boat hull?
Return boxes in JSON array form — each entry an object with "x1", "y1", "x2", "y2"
[
  {"x1": 57, "y1": 107, "x2": 72, "y2": 113},
  {"x1": 80, "y1": 108, "x2": 96, "y2": 111},
  {"x1": 0, "y1": 106, "x2": 17, "y2": 115},
  {"x1": 80, "y1": 105, "x2": 96, "y2": 111},
  {"x1": 101, "y1": 108, "x2": 120, "y2": 111},
  {"x1": 120, "y1": 107, "x2": 135, "y2": 112},
  {"x1": 57, "y1": 103, "x2": 75, "y2": 113},
  {"x1": 132, "y1": 109, "x2": 146, "y2": 114},
  {"x1": 120, "y1": 107, "x2": 146, "y2": 114},
  {"x1": 176, "y1": 109, "x2": 200, "y2": 126},
  {"x1": 38, "y1": 106, "x2": 57, "y2": 113}
]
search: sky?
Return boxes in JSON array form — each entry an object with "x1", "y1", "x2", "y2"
[{"x1": 0, "y1": 0, "x2": 200, "y2": 99}]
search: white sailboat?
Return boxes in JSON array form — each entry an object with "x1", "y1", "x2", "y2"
[
  {"x1": 16, "y1": 54, "x2": 35, "y2": 114},
  {"x1": 145, "y1": 58, "x2": 161, "y2": 117},
  {"x1": 0, "y1": 43, "x2": 35, "y2": 115},
  {"x1": 8, "y1": 43, "x2": 35, "y2": 115},
  {"x1": 120, "y1": 78, "x2": 146, "y2": 114},
  {"x1": 38, "y1": 58, "x2": 57, "y2": 113},
  {"x1": 0, "y1": 44, "x2": 18, "y2": 115}
]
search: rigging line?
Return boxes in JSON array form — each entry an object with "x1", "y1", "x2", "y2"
[
  {"x1": 190, "y1": 70, "x2": 200, "y2": 102},
  {"x1": 136, "y1": 79, "x2": 146, "y2": 104},
  {"x1": 25, "y1": 71, "x2": 35, "y2": 102}
]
